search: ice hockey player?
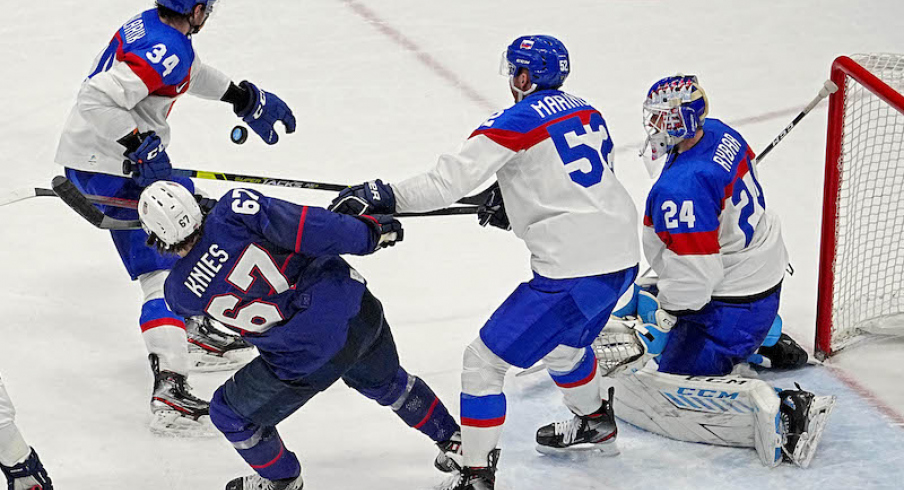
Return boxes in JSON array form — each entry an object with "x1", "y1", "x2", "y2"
[
  {"x1": 136, "y1": 181, "x2": 462, "y2": 490},
  {"x1": 595, "y1": 74, "x2": 834, "y2": 468},
  {"x1": 53, "y1": 1, "x2": 296, "y2": 435},
  {"x1": 1, "y1": 376, "x2": 52, "y2": 490},
  {"x1": 329, "y1": 35, "x2": 640, "y2": 490}
]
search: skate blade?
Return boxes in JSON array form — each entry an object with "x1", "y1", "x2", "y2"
[
  {"x1": 789, "y1": 395, "x2": 836, "y2": 468},
  {"x1": 535, "y1": 439, "x2": 620, "y2": 457},
  {"x1": 149, "y1": 411, "x2": 219, "y2": 438},
  {"x1": 189, "y1": 347, "x2": 256, "y2": 373}
]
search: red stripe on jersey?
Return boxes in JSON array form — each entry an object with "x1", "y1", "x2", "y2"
[
  {"x1": 294, "y1": 206, "x2": 309, "y2": 253},
  {"x1": 118, "y1": 51, "x2": 164, "y2": 93},
  {"x1": 469, "y1": 109, "x2": 598, "y2": 152},
  {"x1": 657, "y1": 229, "x2": 720, "y2": 256},
  {"x1": 461, "y1": 415, "x2": 506, "y2": 428},
  {"x1": 154, "y1": 65, "x2": 192, "y2": 97},
  {"x1": 721, "y1": 148, "x2": 755, "y2": 206},
  {"x1": 643, "y1": 214, "x2": 654, "y2": 227},
  {"x1": 140, "y1": 318, "x2": 186, "y2": 332}
]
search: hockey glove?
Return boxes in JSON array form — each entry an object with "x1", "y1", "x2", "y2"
[
  {"x1": 355, "y1": 214, "x2": 403, "y2": 252},
  {"x1": 477, "y1": 182, "x2": 511, "y2": 231},
  {"x1": 1, "y1": 448, "x2": 53, "y2": 490},
  {"x1": 119, "y1": 130, "x2": 172, "y2": 187},
  {"x1": 330, "y1": 179, "x2": 397, "y2": 216},
  {"x1": 231, "y1": 81, "x2": 296, "y2": 145}
]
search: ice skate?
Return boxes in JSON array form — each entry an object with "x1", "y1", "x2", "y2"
[
  {"x1": 535, "y1": 387, "x2": 619, "y2": 456},
  {"x1": 225, "y1": 473, "x2": 303, "y2": 490},
  {"x1": 148, "y1": 354, "x2": 216, "y2": 437},
  {"x1": 434, "y1": 431, "x2": 462, "y2": 473},
  {"x1": 186, "y1": 316, "x2": 256, "y2": 372},
  {"x1": 779, "y1": 385, "x2": 836, "y2": 468},
  {"x1": 436, "y1": 449, "x2": 498, "y2": 490},
  {"x1": 0, "y1": 448, "x2": 53, "y2": 490},
  {"x1": 756, "y1": 333, "x2": 808, "y2": 369}
]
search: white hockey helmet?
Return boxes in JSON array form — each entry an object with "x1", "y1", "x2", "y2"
[{"x1": 138, "y1": 181, "x2": 203, "y2": 248}]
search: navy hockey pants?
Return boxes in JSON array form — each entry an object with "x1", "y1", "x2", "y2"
[
  {"x1": 208, "y1": 290, "x2": 459, "y2": 481},
  {"x1": 657, "y1": 286, "x2": 782, "y2": 376}
]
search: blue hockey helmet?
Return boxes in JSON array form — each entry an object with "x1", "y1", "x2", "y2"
[
  {"x1": 641, "y1": 74, "x2": 709, "y2": 164},
  {"x1": 500, "y1": 35, "x2": 570, "y2": 99},
  {"x1": 156, "y1": 0, "x2": 217, "y2": 16}
]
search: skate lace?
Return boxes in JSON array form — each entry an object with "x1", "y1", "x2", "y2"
[{"x1": 554, "y1": 416, "x2": 584, "y2": 445}]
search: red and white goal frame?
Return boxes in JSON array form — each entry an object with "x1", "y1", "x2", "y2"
[{"x1": 816, "y1": 54, "x2": 904, "y2": 359}]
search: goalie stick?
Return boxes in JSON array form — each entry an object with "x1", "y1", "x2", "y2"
[
  {"x1": 122, "y1": 163, "x2": 495, "y2": 206},
  {"x1": 754, "y1": 80, "x2": 839, "y2": 164}
]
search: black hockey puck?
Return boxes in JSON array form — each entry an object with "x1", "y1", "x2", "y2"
[{"x1": 231, "y1": 125, "x2": 249, "y2": 145}]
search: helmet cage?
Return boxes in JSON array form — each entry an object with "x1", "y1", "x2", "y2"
[{"x1": 642, "y1": 75, "x2": 708, "y2": 161}]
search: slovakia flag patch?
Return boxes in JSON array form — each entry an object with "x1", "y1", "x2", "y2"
[{"x1": 520, "y1": 40, "x2": 534, "y2": 49}]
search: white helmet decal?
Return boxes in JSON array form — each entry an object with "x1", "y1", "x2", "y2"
[{"x1": 138, "y1": 181, "x2": 203, "y2": 247}]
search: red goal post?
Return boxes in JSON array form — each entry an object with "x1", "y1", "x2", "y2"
[{"x1": 816, "y1": 54, "x2": 904, "y2": 359}]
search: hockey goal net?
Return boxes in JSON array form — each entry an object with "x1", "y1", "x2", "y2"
[{"x1": 816, "y1": 54, "x2": 904, "y2": 359}]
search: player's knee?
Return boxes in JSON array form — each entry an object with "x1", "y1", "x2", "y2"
[
  {"x1": 352, "y1": 367, "x2": 410, "y2": 406},
  {"x1": 542, "y1": 344, "x2": 589, "y2": 373},
  {"x1": 462, "y1": 338, "x2": 510, "y2": 396},
  {"x1": 208, "y1": 387, "x2": 249, "y2": 437}
]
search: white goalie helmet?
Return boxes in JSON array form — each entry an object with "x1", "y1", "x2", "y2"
[{"x1": 138, "y1": 181, "x2": 203, "y2": 247}]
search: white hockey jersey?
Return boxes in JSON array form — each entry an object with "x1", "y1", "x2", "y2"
[
  {"x1": 55, "y1": 9, "x2": 231, "y2": 175},
  {"x1": 643, "y1": 118, "x2": 788, "y2": 312},
  {"x1": 393, "y1": 90, "x2": 640, "y2": 279}
]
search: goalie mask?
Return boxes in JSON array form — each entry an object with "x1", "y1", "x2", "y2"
[
  {"x1": 640, "y1": 75, "x2": 709, "y2": 176},
  {"x1": 138, "y1": 181, "x2": 203, "y2": 248}
]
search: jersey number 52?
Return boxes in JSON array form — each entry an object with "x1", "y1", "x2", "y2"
[{"x1": 548, "y1": 112, "x2": 613, "y2": 188}]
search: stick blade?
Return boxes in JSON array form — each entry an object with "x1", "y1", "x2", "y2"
[{"x1": 52, "y1": 176, "x2": 141, "y2": 230}]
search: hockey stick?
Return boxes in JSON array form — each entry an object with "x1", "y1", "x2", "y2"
[
  {"x1": 0, "y1": 186, "x2": 141, "y2": 209},
  {"x1": 122, "y1": 163, "x2": 494, "y2": 206},
  {"x1": 754, "y1": 80, "x2": 839, "y2": 164},
  {"x1": 51, "y1": 176, "x2": 141, "y2": 230},
  {"x1": 51, "y1": 176, "x2": 478, "y2": 231}
]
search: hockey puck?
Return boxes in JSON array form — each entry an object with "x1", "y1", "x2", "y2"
[{"x1": 231, "y1": 125, "x2": 249, "y2": 145}]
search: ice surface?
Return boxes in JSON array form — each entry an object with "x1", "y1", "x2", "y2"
[{"x1": 1, "y1": 1, "x2": 903, "y2": 489}]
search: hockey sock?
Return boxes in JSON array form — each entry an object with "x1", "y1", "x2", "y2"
[
  {"x1": 140, "y1": 298, "x2": 189, "y2": 374},
  {"x1": 210, "y1": 391, "x2": 301, "y2": 481},
  {"x1": 461, "y1": 393, "x2": 506, "y2": 468},
  {"x1": 357, "y1": 368, "x2": 460, "y2": 443},
  {"x1": 545, "y1": 345, "x2": 602, "y2": 415}
]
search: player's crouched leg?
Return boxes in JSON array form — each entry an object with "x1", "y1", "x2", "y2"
[
  {"x1": 209, "y1": 371, "x2": 304, "y2": 490},
  {"x1": 341, "y1": 309, "x2": 461, "y2": 472}
]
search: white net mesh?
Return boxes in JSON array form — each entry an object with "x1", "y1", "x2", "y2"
[{"x1": 830, "y1": 53, "x2": 904, "y2": 352}]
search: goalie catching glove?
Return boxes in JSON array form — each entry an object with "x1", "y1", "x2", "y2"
[{"x1": 594, "y1": 310, "x2": 674, "y2": 376}]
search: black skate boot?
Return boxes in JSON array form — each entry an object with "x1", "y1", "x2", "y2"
[
  {"x1": 0, "y1": 448, "x2": 53, "y2": 490},
  {"x1": 149, "y1": 354, "x2": 214, "y2": 437},
  {"x1": 437, "y1": 449, "x2": 499, "y2": 490},
  {"x1": 536, "y1": 387, "x2": 619, "y2": 455},
  {"x1": 435, "y1": 431, "x2": 462, "y2": 473},
  {"x1": 225, "y1": 473, "x2": 303, "y2": 490},
  {"x1": 779, "y1": 384, "x2": 836, "y2": 468},
  {"x1": 757, "y1": 333, "x2": 808, "y2": 369},
  {"x1": 186, "y1": 316, "x2": 256, "y2": 372}
]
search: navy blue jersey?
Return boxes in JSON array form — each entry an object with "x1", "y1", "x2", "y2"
[{"x1": 164, "y1": 189, "x2": 379, "y2": 378}]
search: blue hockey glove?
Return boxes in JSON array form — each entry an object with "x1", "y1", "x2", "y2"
[
  {"x1": 234, "y1": 81, "x2": 296, "y2": 145},
  {"x1": 118, "y1": 130, "x2": 172, "y2": 187},
  {"x1": 355, "y1": 214, "x2": 404, "y2": 251},
  {"x1": 1, "y1": 448, "x2": 53, "y2": 490},
  {"x1": 330, "y1": 179, "x2": 397, "y2": 216},
  {"x1": 477, "y1": 183, "x2": 511, "y2": 230}
]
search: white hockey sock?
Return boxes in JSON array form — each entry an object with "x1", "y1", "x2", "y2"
[
  {"x1": 461, "y1": 339, "x2": 510, "y2": 468},
  {"x1": 139, "y1": 271, "x2": 189, "y2": 375},
  {"x1": 544, "y1": 345, "x2": 602, "y2": 415}
]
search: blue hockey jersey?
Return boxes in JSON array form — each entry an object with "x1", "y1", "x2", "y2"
[
  {"x1": 643, "y1": 118, "x2": 788, "y2": 312},
  {"x1": 164, "y1": 189, "x2": 379, "y2": 379}
]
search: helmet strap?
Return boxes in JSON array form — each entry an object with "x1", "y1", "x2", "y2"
[{"x1": 510, "y1": 77, "x2": 537, "y2": 102}]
